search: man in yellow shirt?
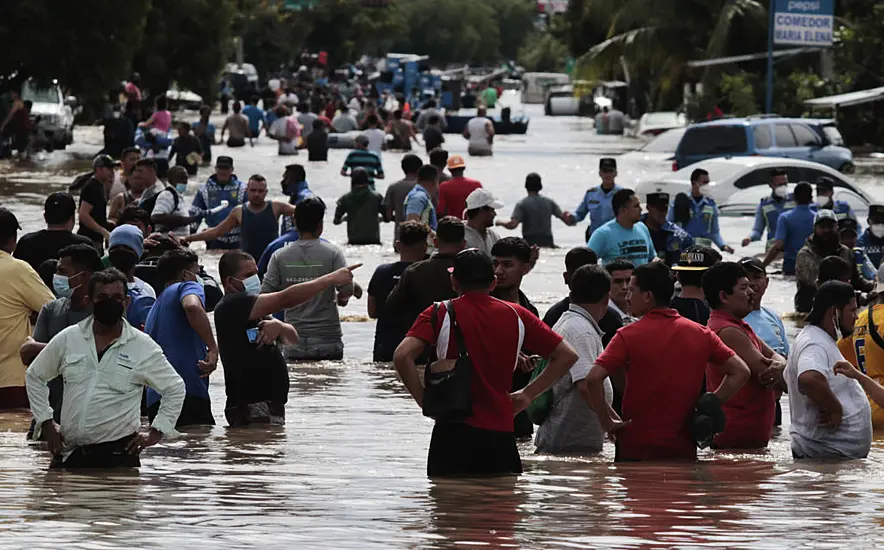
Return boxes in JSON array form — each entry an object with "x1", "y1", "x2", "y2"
[
  {"x1": 0, "y1": 208, "x2": 55, "y2": 409},
  {"x1": 841, "y1": 268, "x2": 884, "y2": 428}
]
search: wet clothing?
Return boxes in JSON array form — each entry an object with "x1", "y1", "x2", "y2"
[
  {"x1": 574, "y1": 184, "x2": 621, "y2": 238},
  {"x1": 491, "y1": 289, "x2": 539, "y2": 439},
  {"x1": 335, "y1": 187, "x2": 384, "y2": 245},
  {"x1": 749, "y1": 193, "x2": 794, "y2": 247},
  {"x1": 387, "y1": 252, "x2": 457, "y2": 330},
  {"x1": 438, "y1": 177, "x2": 482, "y2": 219},
  {"x1": 404, "y1": 183, "x2": 437, "y2": 230},
  {"x1": 642, "y1": 215, "x2": 694, "y2": 266},
  {"x1": 511, "y1": 194, "x2": 564, "y2": 248},
  {"x1": 794, "y1": 240, "x2": 872, "y2": 313},
  {"x1": 368, "y1": 261, "x2": 415, "y2": 362},
  {"x1": 298, "y1": 112, "x2": 318, "y2": 138},
  {"x1": 151, "y1": 186, "x2": 190, "y2": 236},
  {"x1": 773, "y1": 204, "x2": 815, "y2": 275},
  {"x1": 707, "y1": 310, "x2": 775, "y2": 449},
  {"x1": 543, "y1": 298, "x2": 623, "y2": 348},
  {"x1": 427, "y1": 422, "x2": 521, "y2": 477},
  {"x1": 281, "y1": 180, "x2": 314, "y2": 234},
  {"x1": 14, "y1": 230, "x2": 96, "y2": 272},
  {"x1": 169, "y1": 135, "x2": 202, "y2": 175},
  {"x1": 240, "y1": 201, "x2": 280, "y2": 263},
  {"x1": 77, "y1": 177, "x2": 112, "y2": 248},
  {"x1": 383, "y1": 176, "x2": 417, "y2": 243},
  {"x1": 671, "y1": 296, "x2": 710, "y2": 326},
  {"x1": 242, "y1": 104, "x2": 265, "y2": 136},
  {"x1": 466, "y1": 117, "x2": 493, "y2": 156},
  {"x1": 342, "y1": 149, "x2": 384, "y2": 184},
  {"x1": 481, "y1": 87, "x2": 499, "y2": 109},
  {"x1": 857, "y1": 229, "x2": 884, "y2": 268},
  {"x1": 423, "y1": 125, "x2": 444, "y2": 153},
  {"x1": 587, "y1": 220, "x2": 656, "y2": 266},
  {"x1": 50, "y1": 433, "x2": 140, "y2": 469},
  {"x1": 331, "y1": 112, "x2": 358, "y2": 133},
  {"x1": 846, "y1": 306, "x2": 884, "y2": 429},
  {"x1": 192, "y1": 119, "x2": 216, "y2": 163},
  {"x1": 145, "y1": 281, "x2": 213, "y2": 426},
  {"x1": 388, "y1": 120, "x2": 413, "y2": 150},
  {"x1": 669, "y1": 195, "x2": 726, "y2": 249},
  {"x1": 595, "y1": 308, "x2": 735, "y2": 461},
  {"x1": 258, "y1": 231, "x2": 299, "y2": 279},
  {"x1": 307, "y1": 129, "x2": 329, "y2": 161},
  {"x1": 786, "y1": 324, "x2": 872, "y2": 459},
  {"x1": 214, "y1": 292, "x2": 289, "y2": 427},
  {"x1": 191, "y1": 175, "x2": 247, "y2": 249},
  {"x1": 745, "y1": 307, "x2": 790, "y2": 358}
]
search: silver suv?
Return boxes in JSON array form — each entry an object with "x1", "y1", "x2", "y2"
[{"x1": 21, "y1": 79, "x2": 75, "y2": 150}]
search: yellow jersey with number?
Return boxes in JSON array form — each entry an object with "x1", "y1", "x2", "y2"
[{"x1": 849, "y1": 306, "x2": 884, "y2": 428}]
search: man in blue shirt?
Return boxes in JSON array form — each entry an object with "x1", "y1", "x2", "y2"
[
  {"x1": 574, "y1": 157, "x2": 621, "y2": 242},
  {"x1": 588, "y1": 188, "x2": 656, "y2": 266},
  {"x1": 404, "y1": 164, "x2": 439, "y2": 231},
  {"x1": 145, "y1": 249, "x2": 219, "y2": 427},
  {"x1": 669, "y1": 168, "x2": 734, "y2": 254},
  {"x1": 816, "y1": 176, "x2": 858, "y2": 226},
  {"x1": 741, "y1": 168, "x2": 793, "y2": 250},
  {"x1": 642, "y1": 191, "x2": 693, "y2": 266},
  {"x1": 857, "y1": 204, "x2": 884, "y2": 268},
  {"x1": 839, "y1": 218, "x2": 877, "y2": 280},
  {"x1": 763, "y1": 182, "x2": 815, "y2": 275},
  {"x1": 280, "y1": 163, "x2": 313, "y2": 234},
  {"x1": 190, "y1": 156, "x2": 248, "y2": 250},
  {"x1": 241, "y1": 96, "x2": 265, "y2": 139}
]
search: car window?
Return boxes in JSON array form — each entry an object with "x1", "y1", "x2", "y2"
[
  {"x1": 774, "y1": 124, "x2": 798, "y2": 147},
  {"x1": 790, "y1": 124, "x2": 821, "y2": 147},
  {"x1": 823, "y1": 125, "x2": 845, "y2": 146},
  {"x1": 801, "y1": 168, "x2": 850, "y2": 189},
  {"x1": 753, "y1": 125, "x2": 772, "y2": 149},
  {"x1": 733, "y1": 167, "x2": 783, "y2": 189},
  {"x1": 641, "y1": 128, "x2": 685, "y2": 153},
  {"x1": 678, "y1": 126, "x2": 747, "y2": 156}
]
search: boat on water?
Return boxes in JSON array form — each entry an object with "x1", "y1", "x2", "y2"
[{"x1": 443, "y1": 111, "x2": 529, "y2": 135}]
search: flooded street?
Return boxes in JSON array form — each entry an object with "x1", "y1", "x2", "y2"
[{"x1": 3, "y1": 106, "x2": 884, "y2": 548}]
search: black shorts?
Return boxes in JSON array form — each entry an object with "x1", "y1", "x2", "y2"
[
  {"x1": 427, "y1": 422, "x2": 522, "y2": 477},
  {"x1": 51, "y1": 434, "x2": 140, "y2": 469},
  {"x1": 148, "y1": 395, "x2": 215, "y2": 428}
]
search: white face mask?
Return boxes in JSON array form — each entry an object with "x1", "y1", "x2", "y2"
[
  {"x1": 698, "y1": 184, "x2": 711, "y2": 197},
  {"x1": 773, "y1": 186, "x2": 788, "y2": 199},
  {"x1": 241, "y1": 274, "x2": 261, "y2": 295},
  {"x1": 833, "y1": 310, "x2": 843, "y2": 341},
  {"x1": 815, "y1": 196, "x2": 830, "y2": 207},
  {"x1": 53, "y1": 274, "x2": 72, "y2": 298},
  {"x1": 871, "y1": 224, "x2": 884, "y2": 239}
]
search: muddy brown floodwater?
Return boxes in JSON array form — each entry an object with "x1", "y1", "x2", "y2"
[{"x1": 1, "y1": 105, "x2": 884, "y2": 548}]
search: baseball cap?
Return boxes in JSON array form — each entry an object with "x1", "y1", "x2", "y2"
[
  {"x1": 447, "y1": 155, "x2": 466, "y2": 170},
  {"x1": 646, "y1": 192, "x2": 670, "y2": 208},
  {"x1": 109, "y1": 224, "x2": 145, "y2": 258},
  {"x1": 870, "y1": 204, "x2": 884, "y2": 219},
  {"x1": 599, "y1": 158, "x2": 617, "y2": 171},
  {"x1": 814, "y1": 209, "x2": 838, "y2": 225},
  {"x1": 92, "y1": 154, "x2": 117, "y2": 170},
  {"x1": 738, "y1": 256, "x2": 766, "y2": 275},
  {"x1": 44, "y1": 191, "x2": 76, "y2": 219},
  {"x1": 448, "y1": 248, "x2": 494, "y2": 287},
  {"x1": 215, "y1": 156, "x2": 234, "y2": 168},
  {"x1": 817, "y1": 176, "x2": 835, "y2": 191},
  {"x1": 671, "y1": 249, "x2": 717, "y2": 271},
  {"x1": 838, "y1": 217, "x2": 860, "y2": 235},
  {"x1": 0, "y1": 208, "x2": 21, "y2": 238},
  {"x1": 465, "y1": 188, "x2": 504, "y2": 211},
  {"x1": 354, "y1": 134, "x2": 370, "y2": 146}
]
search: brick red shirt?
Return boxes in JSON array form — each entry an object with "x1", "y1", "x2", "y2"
[
  {"x1": 595, "y1": 308, "x2": 735, "y2": 460},
  {"x1": 406, "y1": 292, "x2": 562, "y2": 433},
  {"x1": 437, "y1": 177, "x2": 482, "y2": 218},
  {"x1": 706, "y1": 309, "x2": 775, "y2": 449}
]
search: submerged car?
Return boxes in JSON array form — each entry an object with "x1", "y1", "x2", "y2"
[
  {"x1": 619, "y1": 127, "x2": 685, "y2": 172},
  {"x1": 21, "y1": 79, "x2": 75, "y2": 150},
  {"x1": 544, "y1": 85, "x2": 580, "y2": 116},
  {"x1": 635, "y1": 156, "x2": 872, "y2": 214},
  {"x1": 632, "y1": 111, "x2": 687, "y2": 139}
]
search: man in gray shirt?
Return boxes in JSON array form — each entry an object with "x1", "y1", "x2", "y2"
[
  {"x1": 497, "y1": 173, "x2": 574, "y2": 247},
  {"x1": 535, "y1": 264, "x2": 613, "y2": 455},
  {"x1": 383, "y1": 154, "x2": 421, "y2": 243},
  {"x1": 262, "y1": 197, "x2": 354, "y2": 360}
]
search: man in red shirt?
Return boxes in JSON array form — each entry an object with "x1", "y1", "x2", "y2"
[
  {"x1": 585, "y1": 262, "x2": 750, "y2": 461},
  {"x1": 393, "y1": 249, "x2": 578, "y2": 477},
  {"x1": 437, "y1": 155, "x2": 482, "y2": 218},
  {"x1": 702, "y1": 262, "x2": 786, "y2": 449}
]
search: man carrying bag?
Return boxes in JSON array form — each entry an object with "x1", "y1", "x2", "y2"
[{"x1": 394, "y1": 249, "x2": 578, "y2": 477}]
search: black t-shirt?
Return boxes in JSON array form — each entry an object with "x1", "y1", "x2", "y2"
[
  {"x1": 76, "y1": 177, "x2": 110, "y2": 244},
  {"x1": 368, "y1": 261, "x2": 414, "y2": 362},
  {"x1": 543, "y1": 296, "x2": 622, "y2": 347},
  {"x1": 307, "y1": 130, "x2": 329, "y2": 161},
  {"x1": 671, "y1": 296, "x2": 710, "y2": 326},
  {"x1": 213, "y1": 292, "x2": 290, "y2": 412},
  {"x1": 14, "y1": 229, "x2": 97, "y2": 272},
  {"x1": 423, "y1": 126, "x2": 444, "y2": 152}
]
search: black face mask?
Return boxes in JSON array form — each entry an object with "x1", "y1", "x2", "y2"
[
  {"x1": 816, "y1": 233, "x2": 840, "y2": 250},
  {"x1": 109, "y1": 250, "x2": 139, "y2": 273},
  {"x1": 93, "y1": 299, "x2": 125, "y2": 326}
]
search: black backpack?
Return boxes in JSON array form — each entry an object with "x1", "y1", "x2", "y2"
[{"x1": 139, "y1": 186, "x2": 179, "y2": 215}]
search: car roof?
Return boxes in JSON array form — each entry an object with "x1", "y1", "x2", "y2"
[
  {"x1": 688, "y1": 116, "x2": 820, "y2": 129},
  {"x1": 658, "y1": 156, "x2": 846, "y2": 183}
]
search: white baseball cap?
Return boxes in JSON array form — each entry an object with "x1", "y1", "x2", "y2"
[{"x1": 465, "y1": 188, "x2": 504, "y2": 211}]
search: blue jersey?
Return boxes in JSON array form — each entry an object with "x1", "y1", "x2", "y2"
[
  {"x1": 774, "y1": 204, "x2": 815, "y2": 275},
  {"x1": 191, "y1": 175, "x2": 248, "y2": 248},
  {"x1": 854, "y1": 247, "x2": 877, "y2": 280},
  {"x1": 574, "y1": 184, "x2": 621, "y2": 237},
  {"x1": 587, "y1": 219, "x2": 656, "y2": 266},
  {"x1": 668, "y1": 195, "x2": 726, "y2": 249},
  {"x1": 744, "y1": 306, "x2": 790, "y2": 358},
  {"x1": 857, "y1": 229, "x2": 884, "y2": 269},
  {"x1": 749, "y1": 193, "x2": 794, "y2": 246},
  {"x1": 642, "y1": 214, "x2": 694, "y2": 266},
  {"x1": 242, "y1": 104, "x2": 265, "y2": 134}
]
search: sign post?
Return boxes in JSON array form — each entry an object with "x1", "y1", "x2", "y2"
[{"x1": 765, "y1": 0, "x2": 835, "y2": 113}]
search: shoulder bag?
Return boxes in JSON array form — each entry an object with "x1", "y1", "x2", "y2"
[{"x1": 422, "y1": 300, "x2": 473, "y2": 423}]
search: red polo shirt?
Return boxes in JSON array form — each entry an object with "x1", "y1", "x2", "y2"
[
  {"x1": 595, "y1": 308, "x2": 735, "y2": 461},
  {"x1": 706, "y1": 309, "x2": 775, "y2": 449},
  {"x1": 406, "y1": 292, "x2": 562, "y2": 433},
  {"x1": 438, "y1": 177, "x2": 482, "y2": 218}
]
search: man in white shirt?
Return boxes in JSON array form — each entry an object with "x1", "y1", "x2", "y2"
[
  {"x1": 464, "y1": 188, "x2": 503, "y2": 255},
  {"x1": 785, "y1": 280, "x2": 872, "y2": 459},
  {"x1": 536, "y1": 264, "x2": 613, "y2": 454},
  {"x1": 152, "y1": 166, "x2": 198, "y2": 237},
  {"x1": 26, "y1": 269, "x2": 185, "y2": 468}
]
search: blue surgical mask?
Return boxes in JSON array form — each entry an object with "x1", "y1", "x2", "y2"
[
  {"x1": 176, "y1": 183, "x2": 188, "y2": 194},
  {"x1": 53, "y1": 274, "x2": 72, "y2": 298},
  {"x1": 241, "y1": 274, "x2": 261, "y2": 295},
  {"x1": 186, "y1": 270, "x2": 205, "y2": 288}
]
